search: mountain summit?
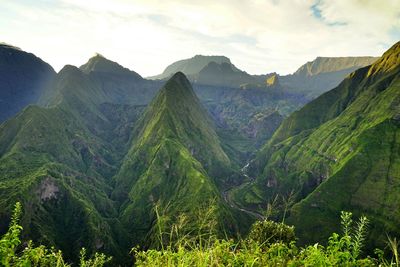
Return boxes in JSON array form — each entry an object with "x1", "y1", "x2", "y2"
[
  {"x1": 80, "y1": 54, "x2": 142, "y2": 79},
  {"x1": 149, "y1": 55, "x2": 233, "y2": 80},
  {"x1": 240, "y1": 40, "x2": 400, "y2": 249},
  {"x1": 113, "y1": 72, "x2": 234, "y2": 244}
]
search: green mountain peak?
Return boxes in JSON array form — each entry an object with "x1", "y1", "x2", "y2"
[
  {"x1": 113, "y1": 72, "x2": 234, "y2": 244},
  {"x1": 130, "y1": 71, "x2": 230, "y2": 169}
]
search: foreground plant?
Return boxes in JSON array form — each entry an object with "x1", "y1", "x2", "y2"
[
  {"x1": 133, "y1": 210, "x2": 382, "y2": 266},
  {"x1": 0, "y1": 202, "x2": 111, "y2": 267}
]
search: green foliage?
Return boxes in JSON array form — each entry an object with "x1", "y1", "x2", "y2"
[
  {"x1": 0, "y1": 202, "x2": 111, "y2": 267},
  {"x1": 79, "y1": 248, "x2": 112, "y2": 267},
  {"x1": 148, "y1": 199, "x2": 220, "y2": 251},
  {"x1": 246, "y1": 220, "x2": 296, "y2": 248},
  {"x1": 114, "y1": 72, "x2": 238, "y2": 245},
  {"x1": 134, "y1": 210, "x2": 383, "y2": 266},
  {"x1": 240, "y1": 40, "x2": 400, "y2": 248}
]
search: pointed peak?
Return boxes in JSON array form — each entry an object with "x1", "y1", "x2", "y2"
[
  {"x1": 170, "y1": 71, "x2": 188, "y2": 82},
  {"x1": 163, "y1": 72, "x2": 192, "y2": 94},
  {"x1": 83, "y1": 53, "x2": 115, "y2": 67}
]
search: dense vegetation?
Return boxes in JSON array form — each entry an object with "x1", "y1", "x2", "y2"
[
  {"x1": 2, "y1": 202, "x2": 400, "y2": 266},
  {"x1": 0, "y1": 40, "x2": 399, "y2": 266},
  {"x1": 236, "y1": 41, "x2": 400, "y2": 250}
]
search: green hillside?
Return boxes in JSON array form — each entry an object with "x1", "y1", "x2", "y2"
[
  {"x1": 0, "y1": 61, "x2": 148, "y2": 264},
  {"x1": 113, "y1": 72, "x2": 245, "y2": 246},
  {"x1": 236, "y1": 41, "x2": 400, "y2": 249}
]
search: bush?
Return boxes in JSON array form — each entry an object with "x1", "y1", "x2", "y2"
[
  {"x1": 246, "y1": 220, "x2": 296, "y2": 248},
  {"x1": 134, "y1": 211, "x2": 383, "y2": 266}
]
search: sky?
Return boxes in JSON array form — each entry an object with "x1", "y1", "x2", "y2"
[{"x1": 1, "y1": 0, "x2": 399, "y2": 77}]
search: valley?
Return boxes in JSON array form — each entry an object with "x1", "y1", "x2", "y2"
[{"x1": 1, "y1": 40, "x2": 399, "y2": 266}]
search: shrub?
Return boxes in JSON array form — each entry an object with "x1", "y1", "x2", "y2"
[{"x1": 246, "y1": 220, "x2": 296, "y2": 248}]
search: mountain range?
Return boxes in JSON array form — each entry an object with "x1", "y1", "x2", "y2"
[
  {"x1": 233, "y1": 41, "x2": 400, "y2": 251},
  {"x1": 0, "y1": 40, "x2": 398, "y2": 265},
  {"x1": 149, "y1": 54, "x2": 378, "y2": 96}
]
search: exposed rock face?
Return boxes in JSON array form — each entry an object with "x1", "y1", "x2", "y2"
[
  {"x1": 265, "y1": 74, "x2": 279, "y2": 87},
  {"x1": 280, "y1": 56, "x2": 379, "y2": 98},
  {"x1": 37, "y1": 177, "x2": 59, "y2": 202}
]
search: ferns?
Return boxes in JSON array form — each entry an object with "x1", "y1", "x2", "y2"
[{"x1": 352, "y1": 214, "x2": 369, "y2": 259}]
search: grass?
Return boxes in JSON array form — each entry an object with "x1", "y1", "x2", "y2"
[
  {"x1": 133, "y1": 206, "x2": 398, "y2": 266},
  {"x1": 1, "y1": 182, "x2": 400, "y2": 267}
]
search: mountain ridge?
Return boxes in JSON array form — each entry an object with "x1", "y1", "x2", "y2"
[
  {"x1": 236, "y1": 40, "x2": 400, "y2": 250},
  {"x1": 113, "y1": 72, "x2": 239, "y2": 246}
]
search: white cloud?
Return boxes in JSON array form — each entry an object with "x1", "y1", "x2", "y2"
[{"x1": 0, "y1": 0, "x2": 399, "y2": 76}]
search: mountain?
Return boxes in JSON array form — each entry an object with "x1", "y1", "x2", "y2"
[
  {"x1": 151, "y1": 55, "x2": 267, "y2": 88},
  {"x1": 147, "y1": 54, "x2": 299, "y2": 154},
  {"x1": 0, "y1": 60, "x2": 253, "y2": 264},
  {"x1": 0, "y1": 43, "x2": 55, "y2": 122},
  {"x1": 40, "y1": 54, "x2": 159, "y2": 107},
  {"x1": 113, "y1": 72, "x2": 241, "y2": 244},
  {"x1": 236, "y1": 41, "x2": 400, "y2": 249},
  {"x1": 0, "y1": 59, "x2": 150, "y2": 264},
  {"x1": 80, "y1": 53, "x2": 142, "y2": 78},
  {"x1": 280, "y1": 56, "x2": 379, "y2": 98},
  {"x1": 149, "y1": 55, "x2": 233, "y2": 80},
  {"x1": 294, "y1": 56, "x2": 378, "y2": 77},
  {"x1": 192, "y1": 61, "x2": 258, "y2": 88}
]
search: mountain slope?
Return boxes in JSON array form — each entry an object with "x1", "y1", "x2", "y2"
[
  {"x1": 0, "y1": 43, "x2": 55, "y2": 122},
  {"x1": 239, "y1": 41, "x2": 400, "y2": 249},
  {"x1": 113, "y1": 72, "x2": 239, "y2": 244},
  {"x1": 280, "y1": 56, "x2": 378, "y2": 98},
  {"x1": 0, "y1": 62, "x2": 149, "y2": 264},
  {"x1": 80, "y1": 53, "x2": 142, "y2": 79}
]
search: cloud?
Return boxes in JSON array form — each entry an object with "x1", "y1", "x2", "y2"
[{"x1": 0, "y1": 0, "x2": 399, "y2": 76}]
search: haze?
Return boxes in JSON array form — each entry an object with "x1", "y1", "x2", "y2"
[{"x1": 1, "y1": 0, "x2": 399, "y2": 76}]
